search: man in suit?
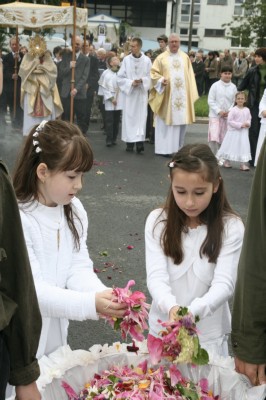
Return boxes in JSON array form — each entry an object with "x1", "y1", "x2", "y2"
[
  {"x1": 58, "y1": 36, "x2": 90, "y2": 134},
  {"x1": 192, "y1": 52, "x2": 205, "y2": 96},
  {"x1": 82, "y1": 40, "x2": 100, "y2": 133},
  {"x1": 2, "y1": 37, "x2": 24, "y2": 130}
]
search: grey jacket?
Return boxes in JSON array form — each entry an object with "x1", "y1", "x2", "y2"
[{"x1": 59, "y1": 50, "x2": 90, "y2": 99}]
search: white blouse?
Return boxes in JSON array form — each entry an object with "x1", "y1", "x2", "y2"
[
  {"x1": 145, "y1": 208, "x2": 244, "y2": 346},
  {"x1": 19, "y1": 197, "x2": 106, "y2": 357}
]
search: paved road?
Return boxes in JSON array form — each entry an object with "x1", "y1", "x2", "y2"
[{"x1": 0, "y1": 120, "x2": 254, "y2": 351}]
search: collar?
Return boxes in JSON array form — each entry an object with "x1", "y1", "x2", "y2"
[{"x1": 132, "y1": 53, "x2": 142, "y2": 59}]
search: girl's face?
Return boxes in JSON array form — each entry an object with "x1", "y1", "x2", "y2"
[
  {"x1": 39, "y1": 168, "x2": 83, "y2": 207},
  {"x1": 236, "y1": 94, "x2": 246, "y2": 107},
  {"x1": 171, "y1": 169, "x2": 219, "y2": 228},
  {"x1": 220, "y1": 71, "x2": 232, "y2": 83}
]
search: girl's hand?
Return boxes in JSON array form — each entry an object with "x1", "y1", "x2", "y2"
[
  {"x1": 261, "y1": 110, "x2": 266, "y2": 118},
  {"x1": 15, "y1": 382, "x2": 41, "y2": 400},
  {"x1": 96, "y1": 289, "x2": 127, "y2": 318},
  {"x1": 169, "y1": 305, "x2": 180, "y2": 321}
]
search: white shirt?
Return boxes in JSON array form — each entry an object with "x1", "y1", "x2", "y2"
[
  {"x1": 208, "y1": 80, "x2": 237, "y2": 118},
  {"x1": 145, "y1": 208, "x2": 244, "y2": 345},
  {"x1": 19, "y1": 197, "x2": 106, "y2": 357}
]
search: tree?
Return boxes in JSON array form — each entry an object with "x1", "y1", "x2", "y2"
[{"x1": 223, "y1": 0, "x2": 266, "y2": 48}]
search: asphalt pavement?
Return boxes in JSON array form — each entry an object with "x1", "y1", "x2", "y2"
[{"x1": 0, "y1": 118, "x2": 254, "y2": 351}]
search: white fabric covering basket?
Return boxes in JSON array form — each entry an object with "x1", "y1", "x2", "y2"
[{"x1": 7, "y1": 342, "x2": 266, "y2": 400}]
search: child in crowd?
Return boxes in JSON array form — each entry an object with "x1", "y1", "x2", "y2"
[
  {"x1": 216, "y1": 92, "x2": 251, "y2": 170},
  {"x1": 98, "y1": 56, "x2": 123, "y2": 147},
  {"x1": 12, "y1": 120, "x2": 127, "y2": 358},
  {"x1": 208, "y1": 66, "x2": 237, "y2": 154},
  {"x1": 145, "y1": 144, "x2": 244, "y2": 357},
  {"x1": 254, "y1": 88, "x2": 266, "y2": 166}
]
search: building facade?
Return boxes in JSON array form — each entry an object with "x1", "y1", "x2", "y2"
[{"x1": 87, "y1": 0, "x2": 248, "y2": 52}]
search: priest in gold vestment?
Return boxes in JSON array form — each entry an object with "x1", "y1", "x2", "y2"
[
  {"x1": 19, "y1": 36, "x2": 63, "y2": 136},
  {"x1": 149, "y1": 33, "x2": 199, "y2": 156}
]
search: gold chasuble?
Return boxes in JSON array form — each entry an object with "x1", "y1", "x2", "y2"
[{"x1": 149, "y1": 49, "x2": 198, "y2": 125}]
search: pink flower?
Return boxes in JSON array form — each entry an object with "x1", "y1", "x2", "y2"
[
  {"x1": 102, "y1": 280, "x2": 150, "y2": 342},
  {"x1": 199, "y1": 378, "x2": 210, "y2": 393},
  {"x1": 147, "y1": 334, "x2": 163, "y2": 365},
  {"x1": 169, "y1": 364, "x2": 183, "y2": 387},
  {"x1": 61, "y1": 381, "x2": 78, "y2": 400}
]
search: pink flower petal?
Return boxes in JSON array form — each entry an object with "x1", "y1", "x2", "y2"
[
  {"x1": 127, "y1": 245, "x2": 135, "y2": 250},
  {"x1": 147, "y1": 334, "x2": 163, "y2": 365}
]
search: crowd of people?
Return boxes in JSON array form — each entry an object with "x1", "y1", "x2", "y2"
[
  {"x1": 0, "y1": 32, "x2": 266, "y2": 400},
  {"x1": 0, "y1": 34, "x2": 265, "y2": 163}
]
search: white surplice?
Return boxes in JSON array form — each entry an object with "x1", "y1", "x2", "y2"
[{"x1": 117, "y1": 53, "x2": 152, "y2": 143}]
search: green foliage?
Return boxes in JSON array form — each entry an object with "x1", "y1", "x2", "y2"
[
  {"x1": 223, "y1": 0, "x2": 266, "y2": 48},
  {"x1": 194, "y1": 96, "x2": 209, "y2": 118}
]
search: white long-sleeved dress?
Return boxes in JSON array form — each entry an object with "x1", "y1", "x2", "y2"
[
  {"x1": 216, "y1": 106, "x2": 252, "y2": 163},
  {"x1": 145, "y1": 208, "x2": 244, "y2": 356},
  {"x1": 19, "y1": 197, "x2": 106, "y2": 358}
]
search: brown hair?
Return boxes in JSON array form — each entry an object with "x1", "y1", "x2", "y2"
[
  {"x1": 13, "y1": 120, "x2": 94, "y2": 249},
  {"x1": 234, "y1": 91, "x2": 248, "y2": 106},
  {"x1": 158, "y1": 144, "x2": 237, "y2": 264}
]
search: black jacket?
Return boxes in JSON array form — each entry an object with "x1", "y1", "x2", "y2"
[{"x1": 238, "y1": 64, "x2": 266, "y2": 108}]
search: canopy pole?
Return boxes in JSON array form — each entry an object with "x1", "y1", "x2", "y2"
[
  {"x1": 70, "y1": 0, "x2": 77, "y2": 123},
  {"x1": 83, "y1": 0, "x2": 87, "y2": 48},
  {"x1": 13, "y1": 25, "x2": 19, "y2": 118}
]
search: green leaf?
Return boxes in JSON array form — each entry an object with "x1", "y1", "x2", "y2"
[
  {"x1": 99, "y1": 250, "x2": 108, "y2": 256},
  {"x1": 108, "y1": 375, "x2": 119, "y2": 383},
  {"x1": 113, "y1": 318, "x2": 123, "y2": 331},
  {"x1": 175, "y1": 383, "x2": 199, "y2": 400},
  {"x1": 176, "y1": 306, "x2": 189, "y2": 317},
  {"x1": 132, "y1": 305, "x2": 141, "y2": 312},
  {"x1": 192, "y1": 345, "x2": 209, "y2": 365}
]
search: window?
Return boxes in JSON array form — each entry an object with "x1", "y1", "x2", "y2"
[
  {"x1": 207, "y1": 0, "x2": 227, "y2": 4},
  {"x1": 181, "y1": 2, "x2": 200, "y2": 23},
  {"x1": 180, "y1": 28, "x2": 197, "y2": 35},
  {"x1": 88, "y1": 1, "x2": 167, "y2": 28},
  {"x1": 205, "y1": 29, "x2": 225, "y2": 37}
]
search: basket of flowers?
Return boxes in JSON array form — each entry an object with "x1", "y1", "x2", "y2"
[{"x1": 8, "y1": 281, "x2": 266, "y2": 400}]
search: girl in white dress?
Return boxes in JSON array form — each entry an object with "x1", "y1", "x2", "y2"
[
  {"x1": 254, "y1": 88, "x2": 266, "y2": 166},
  {"x1": 12, "y1": 120, "x2": 127, "y2": 358},
  {"x1": 145, "y1": 144, "x2": 244, "y2": 357},
  {"x1": 216, "y1": 92, "x2": 251, "y2": 171}
]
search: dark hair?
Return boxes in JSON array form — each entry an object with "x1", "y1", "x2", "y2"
[
  {"x1": 254, "y1": 47, "x2": 266, "y2": 62},
  {"x1": 221, "y1": 65, "x2": 233, "y2": 73},
  {"x1": 158, "y1": 144, "x2": 237, "y2": 265},
  {"x1": 131, "y1": 37, "x2": 142, "y2": 48},
  {"x1": 157, "y1": 34, "x2": 168, "y2": 43},
  {"x1": 13, "y1": 120, "x2": 94, "y2": 249},
  {"x1": 53, "y1": 46, "x2": 62, "y2": 57},
  {"x1": 208, "y1": 51, "x2": 215, "y2": 57}
]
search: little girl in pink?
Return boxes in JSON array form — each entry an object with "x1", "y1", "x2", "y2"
[{"x1": 216, "y1": 92, "x2": 251, "y2": 171}]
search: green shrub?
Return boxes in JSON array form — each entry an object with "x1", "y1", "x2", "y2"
[{"x1": 195, "y1": 95, "x2": 209, "y2": 118}]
